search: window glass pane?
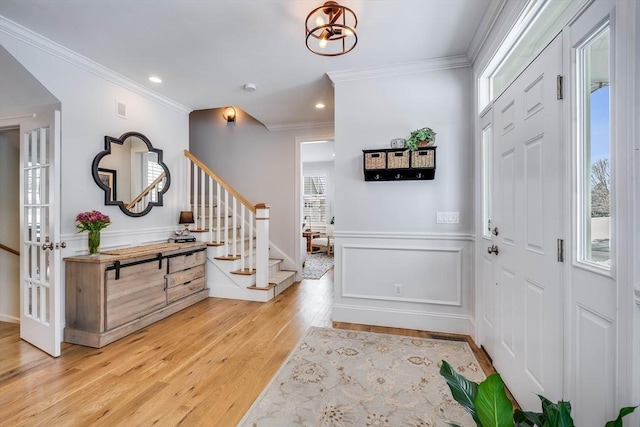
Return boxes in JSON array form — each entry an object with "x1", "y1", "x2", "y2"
[
  {"x1": 303, "y1": 175, "x2": 327, "y2": 231},
  {"x1": 491, "y1": 0, "x2": 576, "y2": 99},
  {"x1": 579, "y1": 26, "x2": 610, "y2": 267},
  {"x1": 482, "y1": 125, "x2": 493, "y2": 237}
]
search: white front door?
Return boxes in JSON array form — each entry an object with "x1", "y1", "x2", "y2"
[
  {"x1": 19, "y1": 109, "x2": 62, "y2": 357},
  {"x1": 490, "y1": 35, "x2": 564, "y2": 409}
]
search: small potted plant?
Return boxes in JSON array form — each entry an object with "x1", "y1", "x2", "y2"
[{"x1": 405, "y1": 127, "x2": 436, "y2": 151}]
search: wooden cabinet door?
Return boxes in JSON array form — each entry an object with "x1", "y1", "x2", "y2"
[{"x1": 105, "y1": 258, "x2": 166, "y2": 330}]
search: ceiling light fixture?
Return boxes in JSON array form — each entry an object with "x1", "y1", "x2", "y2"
[
  {"x1": 315, "y1": 103, "x2": 325, "y2": 109},
  {"x1": 149, "y1": 76, "x2": 162, "y2": 83},
  {"x1": 305, "y1": 1, "x2": 358, "y2": 57},
  {"x1": 222, "y1": 106, "x2": 236, "y2": 123}
]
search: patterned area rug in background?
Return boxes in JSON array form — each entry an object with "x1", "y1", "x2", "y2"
[
  {"x1": 239, "y1": 327, "x2": 486, "y2": 427},
  {"x1": 301, "y1": 252, "x2": 334, "y2": 279}
]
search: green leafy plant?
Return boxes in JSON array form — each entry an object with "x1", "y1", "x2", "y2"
[
  {"x1": 439, "y1": 360, "x2": 638, "y2": 427},
  {"x1": 405, "y1": 127, "x2": 436, "y2": 151}
]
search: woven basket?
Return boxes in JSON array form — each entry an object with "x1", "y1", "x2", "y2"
[
  {"x1": 411, "y1": 150, "x2": 435, "y2": 168},
  {"x1": 364, "y1": 152, "x2": 386, "y2": 170},
  {"x1": 387, "y1": 151, "x2": 410, "y2": 169}
]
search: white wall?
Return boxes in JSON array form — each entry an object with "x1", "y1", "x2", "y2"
[
  {"x1": 189, "y1": 108, "x2": 333, "y2": 263},
  {"x1": 0, "y1": 21, "x2": 190, "y2": 339},
  {"x1": 330, "y1": 64, "x2": 476, "y2": 334},
  {"x1": 0, "y1": 128, "x2": 20, "y2": 322},
  {"x1": 0, "y1": 26, "x2": 191, "y2": 255}
]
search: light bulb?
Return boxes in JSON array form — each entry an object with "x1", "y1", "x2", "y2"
[
  {"x1": 344, "y1": 28, "x2": 354, "y2": 37},
  {"x1": 319, "y1": 37, "x2": 328, "y2": 49},
  {"x1": 315, "y1": 16, "x2": 325, "y2": 27}
]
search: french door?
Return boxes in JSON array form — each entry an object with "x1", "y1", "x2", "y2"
[
  {"x1": 19, "y1": 109, "x2": 63, "y2": 357},
  {"x1": 488, "y1": 35, "x2": 565, "y2": 409}
]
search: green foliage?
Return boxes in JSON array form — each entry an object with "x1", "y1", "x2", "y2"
[
  {"x1": 405, "y1": 127, "x2": 436, "y2": 151},
  {"x1": 440, "y1": 360, "x2": 638, "y2": 427},
  {"x1": 475, "y1": 374, "x2": 514, "y2": 427},
  {"x1": 439, "y1": 360, "x2": 480, "y2": 424},
  {"x1": 605, "y1": 406, "x2": 639, "y2": 427}
]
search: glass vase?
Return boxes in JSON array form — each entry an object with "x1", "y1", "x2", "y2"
[{"x1": 88, "y1": 230, "x2": 101, "y2": 255}]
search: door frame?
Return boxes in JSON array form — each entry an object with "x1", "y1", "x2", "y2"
[
  {"x1": 474, "y1": 0, "x2": 639, "y2": 420},
  {"x1": 294, "y1": 134, "x2": 335, "y2": 276}
]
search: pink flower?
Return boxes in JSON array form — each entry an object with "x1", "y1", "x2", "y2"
[{"x1": 75, "y1": 210, "x2": 111, "y2": 232}]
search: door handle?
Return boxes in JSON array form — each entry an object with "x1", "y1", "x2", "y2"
[
  {"x1": 56, "y1": 242, "x2": 67, "y2": 249},
  {"x1": 42, "y1": 242, "x2": 54, "y2": 251},
  {"x1": 487, "y1": 244, "x2": 499, "y2": 255}
]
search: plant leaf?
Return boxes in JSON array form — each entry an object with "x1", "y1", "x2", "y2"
[
  {"x1": 514, "y1": 409, "x2": 545, "y2": 426},
  {"x1": 439, "y1": 360, "x2": 481, "y2": 424},
  {"x1": 604, "y1": 405, "x2": 639, "y2": 427},
  {"x1": 538, "y1": 396, "x2": 574, "y2": 427},
  {"x1": 475, "y1": 374, "x2": 514, "y2": 427}
]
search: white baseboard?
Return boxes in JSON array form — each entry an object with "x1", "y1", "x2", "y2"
[
  {"x1": 0, "y1": 313, "x2": 19, "y2": 323},
  {"x1": 332, "y1": 303, "x2": 474, "y2": 336}
]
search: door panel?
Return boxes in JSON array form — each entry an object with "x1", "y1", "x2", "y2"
[
  {"x1": 491, "y1": 35, "x2": 564, "y2": 409},
  {"x1": 19, "y1": 109, "x2": 61, "y2": 357}
]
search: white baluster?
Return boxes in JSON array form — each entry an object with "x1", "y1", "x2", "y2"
[
  {"x1": 216, "y1": 182, "x2": 221, "y2": 244},
  {"x1": 208, "y1": 176, "x2": 213, "y2": 243}
]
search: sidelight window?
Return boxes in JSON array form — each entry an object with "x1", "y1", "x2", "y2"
[{"x1": 577, "y1": 24, "x2": 611, "y2": 268}]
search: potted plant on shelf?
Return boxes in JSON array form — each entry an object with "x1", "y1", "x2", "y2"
[{"x1": 405, "y1": 127, "x2": 436, "y2": 151}]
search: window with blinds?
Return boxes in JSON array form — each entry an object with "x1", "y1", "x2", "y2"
[
  {"x1": 303, "y1": 175, "x2": 327, "y2": 230},
  {"x1": 142, "y1": 152, "x2": 164, "y2": 202}
]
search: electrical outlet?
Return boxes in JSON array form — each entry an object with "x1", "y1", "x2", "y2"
[{"x1": 394, "y1": 284, "x2": 402, "y2": 296}]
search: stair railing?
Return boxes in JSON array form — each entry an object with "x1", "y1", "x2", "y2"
[
  {"x1": 126, "y1": 172, "x2": 166, "y2": 213},
  {"x1": 184, "y1": 150, "x2": 270, "y2": 288}
]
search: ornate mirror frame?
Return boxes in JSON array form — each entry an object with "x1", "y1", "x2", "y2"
[{"x1": 91, "y1": 131, "x2": 171, "y2": 217}]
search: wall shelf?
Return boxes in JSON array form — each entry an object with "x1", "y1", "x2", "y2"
[{"x1": 362, "y1": 147, "x2": 436, "y2": 181}]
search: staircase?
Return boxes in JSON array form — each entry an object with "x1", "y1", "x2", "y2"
[{"x1": 184, "y1": 150, "x2": 297, "y2": 302}]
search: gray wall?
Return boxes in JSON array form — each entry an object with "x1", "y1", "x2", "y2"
[
  {"x1": 0, "y1": 128, "x2": 20, "y2": 322},
  {"x1": 189, "y1": 108, "x2": 333, "y2": 262}
]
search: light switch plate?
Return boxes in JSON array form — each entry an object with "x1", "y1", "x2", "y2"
[{"x1": 437, "y1": 212, "x2": 460, "y2": 224}]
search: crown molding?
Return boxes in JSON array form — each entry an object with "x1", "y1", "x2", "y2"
[
  {"x1": 327, "y1": 55, "x2": 470, "y2": 84},
  {"x1": 466, "y1": 0, "x2": 508, "y2": 65},
  {"x1": 0, "y1": 16, "x2": 192, "y2": 114},
  {"x1": 265, "y1": 120, "x2": 334, "y2": 132}
]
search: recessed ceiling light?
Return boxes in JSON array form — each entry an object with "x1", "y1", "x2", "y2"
[
  {"x1": 315, "y1": 103, "x2": 325, "y2": 109},
  {"x1": 149, "y1": 76, "x2": 162, "y2": 83}
]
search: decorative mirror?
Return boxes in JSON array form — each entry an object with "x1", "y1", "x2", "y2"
[{"x1": 92, "y1": 131, "x2": 171, "y2": 217}]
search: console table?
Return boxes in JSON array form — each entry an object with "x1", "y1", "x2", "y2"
[{"x1": 64, "y1": 241, "x2": 207, "y2": 348}]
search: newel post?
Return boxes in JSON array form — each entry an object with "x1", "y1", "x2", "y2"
[{"x1": 255, "y1": 203, "x2": 270, "y2": 288}]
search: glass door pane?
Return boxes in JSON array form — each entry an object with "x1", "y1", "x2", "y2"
[{"x1": 578, "y1": 25, "x2": 610, "y2": 267}]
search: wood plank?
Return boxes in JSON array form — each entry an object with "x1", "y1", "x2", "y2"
[{"x1": 0, "y1": 269, "x2": 498, "y2": 425}]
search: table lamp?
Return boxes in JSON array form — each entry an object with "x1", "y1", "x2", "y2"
[{"x1": 179, "y1": 211, "x2": 195, "y2": 235}]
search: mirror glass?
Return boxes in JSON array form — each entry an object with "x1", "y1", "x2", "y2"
[{"x1": 92, "y1": 132, "x2": 170, "y2": 217}]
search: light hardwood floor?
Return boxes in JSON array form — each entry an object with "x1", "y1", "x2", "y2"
[{"x1": 0, "y1": 269, "x2": 495, "y2": 426}]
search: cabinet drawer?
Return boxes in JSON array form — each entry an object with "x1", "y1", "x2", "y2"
[
  {"x1": 166, "y1": 264, "x2": 205, "y2": 288},
  {"x1": 167, "y1": 250, "x2": 206, "y2": 273},
  {"x1": 167, "y1": 276, "x2": 205, "y2": 303}
]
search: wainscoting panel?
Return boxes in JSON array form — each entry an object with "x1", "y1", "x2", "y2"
[
  {"x1": 332, "y1": 232, "x2": 474, "y2": 335},
  {"x1": 341, "y1": 245, "x2": 462, "y2": 306}
]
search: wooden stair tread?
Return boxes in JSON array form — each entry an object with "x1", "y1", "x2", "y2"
[
  {"x1": 247, "y1": 284, "x2": 276, "y2": 291},
  {"x1": 269, "y1": 270, "x2": 296, "y2": 284},
  {"x1": 231, "y1": 268, "x2": 255, "y2": 276},
  {"x1": 214, "y1": 255, "x2": 241, "y2": 261}
]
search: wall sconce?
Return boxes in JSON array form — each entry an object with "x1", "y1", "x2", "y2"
[
  {"x1": 222, "y1": 106, "x2": 236, "y2": 123},
  {"x1": 179, "y1": 210, "x2": 195, "y2": 235}
]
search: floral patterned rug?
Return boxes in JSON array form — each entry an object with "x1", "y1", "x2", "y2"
[
  {"x1": 301, "y1": 252, "x2": 334, "y2": 280},
  {"x1": 239, "y1": 327, "x2": 486, "y2": 426}
]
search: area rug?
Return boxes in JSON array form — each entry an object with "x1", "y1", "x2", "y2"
[
  {"x1": 239, "y1": 327, "x2": 486, "y2": 427},
  {"x1": 301, "y1": 252, "x2": 334, "y2": 279}
]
